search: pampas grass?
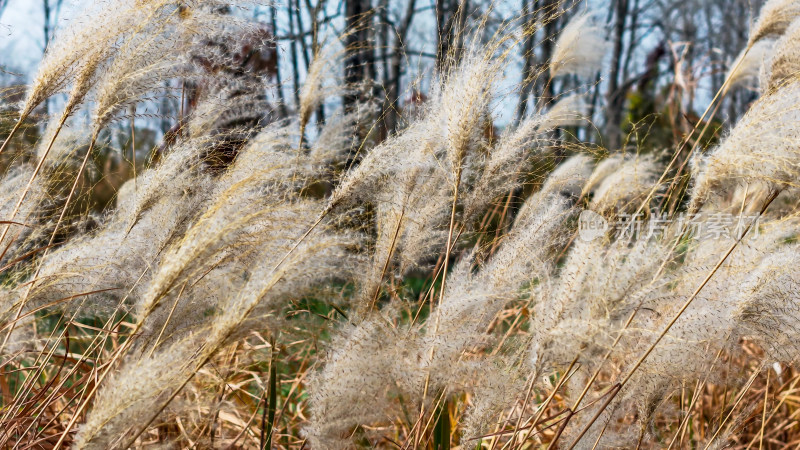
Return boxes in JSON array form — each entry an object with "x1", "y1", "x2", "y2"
[
  {"x1": 6, "y1": 1, "x2": 800, "y2": 448},
  {"x1": 725, "y1": 39, "x2": 775, "y2": 92},
  {"x1": 749, "y1": 0, "x2": 800, "y2": 45},
  {"x1": 691, "y1": 80, "x2": 800, "y2": 210},
  {"x1": 762, "y1": 18, "x2": 800, "y2": 92},
  {"x1": 550, "y1": 13, "x2": 611, "y2": 78}
]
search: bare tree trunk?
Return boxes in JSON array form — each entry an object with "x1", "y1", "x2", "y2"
[
  {"x1": 304, "y1": 0, "x2": 327, "y2": 125},
  {"x1": 376, "y1": 0, "x2": 391, "y2": 139},
  {"x1": 343, "y1": 0, "x2": 373, "y2": 112},
  {"x1": 270, "y1": 5, "x2": 289, "y2": 119},
  {"x1": 41, "y1": 0, "x2": 64, "y2": 55},
  {"x1": 536, "y1": 0, "x2": 560, "y2": 106},
  {"x1": 515, "y1": 0, "x2": 537, "y2": 123},
  {"x1": 287, "y1": 2, "x2": 302, "y2": 110},
  {"x1": 294, "y1": 0, "x2": 312, "y2": 72},
  {"x1": 604, "y1": 0, "x2": 630, "y2": 151},
  {"x1": 435, "y1": 0, "x2": 458, "y2": 71},
  {"x1": 621, "y1": 0, "x2": 640, "y2": 85},
  {"x1": 384, "y1": 0, "x2": 416, "y2": 134},
  {"x1": 293, "y1": 0, "x2": 326, "y2": 128},
  {"x1": 304, "y1": 0, "x2": 326, "y2": 55}
]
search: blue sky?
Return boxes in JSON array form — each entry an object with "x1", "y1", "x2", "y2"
[
  {"x1": 1, "y1": 0, "x2": 95, "y2": 75},
  {"x1": 1, "y1": 0, "x2": 50, "y2": 75}
]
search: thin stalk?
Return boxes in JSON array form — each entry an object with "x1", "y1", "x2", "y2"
[
  {"x1": 0, "y1": 115, "x2": 81, "y2": 354},
  {"x1": 529, "y1": 355, "x2": 579, "y2": 433},
  {"x1": 130, "y1": 105, "x2": 136, "y2": 192},
  {"x1": 432, "y1": 397, "x2": 451, "y2": 450},
  {"x1": 564, "y1": 383, "x2": 621, "y2": 450},
  {"x1": 370, "y1": 206, "x2": 406, "y2": 311},
  {"x1": 439, "y1": 167, "x2": 462, "y2": 308},
  {"x1": 507, "y1": 375, "x2": 537, "y2": 447},
  {"x1": 51, "y1": 267, "x2": 158, "y2": 449},
  {"x1": 0, "y1": 118, "x2": 25, "y2": 157},
  {"x1": 564, "y1": 191, "x2": 777, "y2": 449},
  {"x1": 0, "y1": 112, "x2": 68, "y2": 262},
  {"x1": 551, "y1": 305, "x2": 642, "y2": 436},
  {"x1": 59, "y1": 204, "x2": 330, "y2": 448},
  {"x1": 624, "y1": 45, "x2": 750, "y2": 236},
  {"x1": 666, "y1": 348, "x2": 724, "y2": 449},
  {"x1": 147, "y1": 280, "x2": 188, "y2": 358},
  {"x1": 702, "y1": 366, "x2": 761, "y2": 450},
  {"x1": 759, "y1": 370, "x2": 769, "y2": 450},
  {"x1": 545, "y1": 408, "x2": 573, "y2": 450},
  {"x1": 260, "y1": 338, "x2": 277, "y2": 450},
  {"x1": 744, "y1": 369, "x2": 800, "y2": 448},
  {"x1": 419, "y1": 167, "x2": 462, "y2": 440}
]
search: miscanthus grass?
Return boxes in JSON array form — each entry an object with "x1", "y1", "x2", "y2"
[{"x1": 4, "y1": 1, "x2": 800, "y2": 448}]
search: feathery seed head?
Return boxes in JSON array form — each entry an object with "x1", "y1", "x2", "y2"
[
  {"x1": 690, "y1": 81, "x2": 800, "y2": 211},
  {"x1": 725, "y1": 39, "x2": 775, "y2": 92},
  {"x1": 550, "y1": 13, "x2": 611, "y2": 78},
  {"x1": 590, "y1": 155, "x2": 659, "y2": 215},
  {"x1": 749, "y1": 0, "x2": 800, "y2": 46},
  {"x1": 762, "y1": 19, "x2": 800, "y2": 92}
]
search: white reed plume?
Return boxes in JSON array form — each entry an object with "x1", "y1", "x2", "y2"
[
  {"x1": 127, "y1": 138, "x2": 209, "y2": 228},
  {"x1": 392, "y1": 170, "x2": 453, "y2": 274},
  {"x1": 524, "y1": 231, "x2": 681, "y2": 446},
  {"x1": 436, "y1": 47, "x2": 501, "y2": 182},
  {"x1": 463, "y1": 94, "x2": 589, "y2": 221},
  {"x1": 131, "y1": 122, "x2": 361, "y2": 338},
  {"x1": 690, "y1": 80, "x2": 800, "y2": 211},
  {"x1": 529, "y1": 234, "x2": 669, "y2": 372},
  {"x1": 77, "y1": 172, "x2": 360, "y2": 448},
  {"x1": 308, "y1": 159, "x2": 581, "y2": 445},
  {"x1": 550, "y1": 13, "x2": 611, "y2": 78},
  {"x1": 515, "y1": 154, "x2": 594, "y2": 228},
  {"x1": 308, "y1": 110, "x2": 360, "y2": 170},
  {"x1": 0, "y1": 138, "x2": 208, "y2": 327},
  {"x1": 582, "y1": 154, "x2": 623, "y2": 195},
  {"x1": 0, "y1": 0, "x2": 179, "y2": 155},
  {"x1": 0, "y1": 165, "x2": 47, "y2": 266},
  {"x1": 424, "y1": 197, "x2": 574, "y2": 375},
  {"x1": 298, "y1": 43, "x2": 343, "y2": 140},
  {"x1": 91, "y1": 21, "x2": 184, "y2": 134},
  {"x1": 357, "y1": 161, "x2": 450, "y2": 310},
  {"x1": 732, "y1": 243, "x2": 800, "y2": 361},
  {"x1": 724, "y1": 39, "x2": 775, "y2": 92},
  {"x1": 306, "y1": 312, "x2": 421, "y2": 449},
  {"x1": 11, "y1": 1, "x2": 132, "y2": 121},
  {"x1": 326, "y1": 119, "x2": 441, "y2": 212},
  {"x1": 461, "y1": 115, "x2": 548, "y2": 221},
  {"x1": 590, "y1": 225, "x2": 796, "y2": 444},
  {"x1": 539, "y1": 93, "x2": 590, "y2": 130},
  {"x1": 73, "y1": 332, "x2": 207, "y2": 449},
  {"x1": 762, "y1": 19, "x2": 800, "y2": 92},
  {"x1": 324, "y1": 44, "x2": 501, "y2": 218},
  {"x1": 590, "y1": 155, "x2": 659, "y2": 214},
  {"x1": 749, "y1": 0, "x2": 800, "y2": 46}
]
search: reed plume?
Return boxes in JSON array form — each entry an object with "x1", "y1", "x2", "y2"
[
  {"x1": 463, "y1": 93, "x2": 589, "y2": 221},
  {"x1": 762, "y1": 18, "x2": 800, "y2": 92},
  {"x1": 690, "y1": 80, "x2": 800, "y2": 211},
  {"x1": 8, "y1": 1, "x2": 800, "y2": 448},
  {"x1": 724, "y1": 38, "x2": 775, "y2": 92},
  {"x1": 590, "y1": 155, "x2": 659, "y2": 214},
  {"x1": 749, "y1": 0, "x2": 800, "y2": 45},
  {"x1": 550, "y1": 13, "x2": 611, "y2": 78}
]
